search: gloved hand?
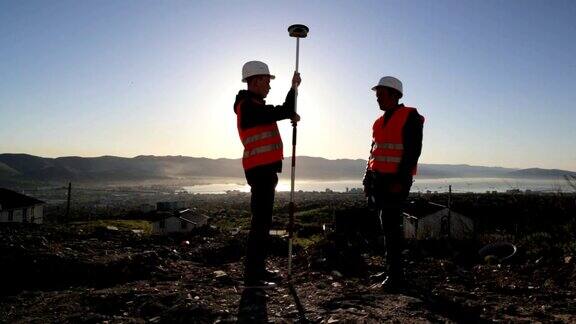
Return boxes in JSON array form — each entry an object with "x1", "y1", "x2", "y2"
[{"x1": 291, "y1": 71, "x2": 302, "y2": 89}]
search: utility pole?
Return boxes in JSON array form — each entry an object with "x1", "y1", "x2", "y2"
[
  {"x1": 65, "y1": 182, "x2": 71, "y2": 222},
  {"x1": 447, "y1": 185, "x2": 452, "y2": 239}
]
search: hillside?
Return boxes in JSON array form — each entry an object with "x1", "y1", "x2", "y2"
[{"x1": 0, "y1": 153, "x2": 574, "y2": 185}]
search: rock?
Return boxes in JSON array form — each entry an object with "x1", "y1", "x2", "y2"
[
  {"x1": 213, "y1": 270, "x2": 228, "y2": 278},
  {"x1": 331, "y1": 270, "x2": 343, "y2": 278},
  {"x1": 535, "y1": 257, "x2": 544, "y2": 264}
]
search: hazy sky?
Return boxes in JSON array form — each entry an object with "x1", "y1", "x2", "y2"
[{"x1": 1, "y1": 0, "x2": 575, "y2": 170}]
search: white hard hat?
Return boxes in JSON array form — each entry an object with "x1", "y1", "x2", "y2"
[
  {"x1": 242, "y1": 61, "x2": 276, "y2": 83},
  {"x1": 372, "y1": 76, "x2": 403, "y2": 98}
]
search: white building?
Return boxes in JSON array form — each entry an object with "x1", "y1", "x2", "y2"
[
  {"x1": 0, "y1": 188, "x2": 46, "y2": 224},
  {"x1": 403, "y1": 201, "x2": 474, "y2": 240},
  {"x1": 151, "y1": 208, "x2": 210, "y2": 235}
]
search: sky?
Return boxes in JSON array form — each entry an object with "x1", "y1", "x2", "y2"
[{"x1": 1, "y1": 0, "x2": 575, "y2": 171}]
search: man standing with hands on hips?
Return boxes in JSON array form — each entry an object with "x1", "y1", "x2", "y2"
[
  {"x1": 363, "y1": 76, "x2": 424, "y2": 291},
  {"x1": 234, "y1": 60, "x2": 301, "y2": 287}
]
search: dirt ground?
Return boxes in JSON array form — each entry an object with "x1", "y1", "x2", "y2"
[{"x1": 1, "y1": 224, "x2": 575, "y2": 323}]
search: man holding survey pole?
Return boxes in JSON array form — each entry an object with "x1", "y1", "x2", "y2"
[{"x1": 233, "y1": 60, "x2": 301, "y2": 287}]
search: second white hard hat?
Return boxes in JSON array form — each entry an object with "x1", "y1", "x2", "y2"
[
  {"x1": 242, "y1": 61, "x2": 276, "y2": 82},
  {"x1": 372, "y1": 76, "x2": 403, "y2": 98}
]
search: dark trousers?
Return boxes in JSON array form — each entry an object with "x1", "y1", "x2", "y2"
[
  {"x1": 373, "y1": 177, "x2": 412, "y2": 278},
  {"x1": 245, "y1": 168, "x2": 278, "y2": 279}
]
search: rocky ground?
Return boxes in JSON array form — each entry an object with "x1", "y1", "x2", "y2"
[{"x1": 1, "y1": 224, "x2": 575, "y2": 323}]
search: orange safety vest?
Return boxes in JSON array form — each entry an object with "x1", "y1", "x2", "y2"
[
  {"x1": 367, "y1": 106, "x2": 423, "y2": 175},
  {"x1": 236, "y1": 100, "x2": 284, "y2": 170}
]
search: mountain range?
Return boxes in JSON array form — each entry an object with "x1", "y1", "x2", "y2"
[{"x1": 0, "y1": 153, "x2": 575, "y2": 185}]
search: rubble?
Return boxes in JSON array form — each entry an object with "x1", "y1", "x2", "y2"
[{"x1": 1, "y1": 223, "x2": 575, "y2": 323}]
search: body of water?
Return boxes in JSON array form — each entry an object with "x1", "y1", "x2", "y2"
[{"x1": 182, "y1": 178, "x2": 573, "y2": 194}]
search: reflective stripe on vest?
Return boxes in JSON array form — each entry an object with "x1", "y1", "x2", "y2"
[
  {"x1": 369, "y1": 155, "x2": 402, "y2": 163},
  {"x1": 242, "y1": 129, "x2": 281, "y2": 146},
  {"x1": 236, "y1": 99, "x2": 283, "y2": 170},
  {"x1": 368, "y1": 107, "x2": 419, "y2": 175},
  {"x1": 373, "y1": 142, "x2": 404, "y2": 150},
  {"x1": 243, "y1": 143, "x2": 283, "y2": 158}
]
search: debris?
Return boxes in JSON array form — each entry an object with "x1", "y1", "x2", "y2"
[
  {"x1": 213, "y1": 270, "x2": 228, "y2": 278},
  {"x1": 331, "y1": 270, "x2": 343, "y2": 278},
  {"x1": 484, "y1": 255, "x2": 499, "y2": 265},
  {"x1": 478, "y1": 242, "x2": 517, "y2": 262},
  {"x1": 1, "y1": 213, "x2": 575, "y2": 323}
]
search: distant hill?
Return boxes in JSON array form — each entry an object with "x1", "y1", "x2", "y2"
[
  {"x1": 507, "y1": 168, "x2": 576, "y2": 178},
  {"x1": 417, "y1": 164, "x2": 516, "y2": 178},
  {"x1": 0, "y1": 154, "x2": 244, "y2": 183},
  {"x1": 0, "y1": 153, "x2": 574, "y2": 185}
]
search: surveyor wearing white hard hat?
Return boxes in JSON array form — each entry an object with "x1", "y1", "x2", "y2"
[
  {"x1": 363, "y1": 75, "x2": 424, "y2": 292},
  {"x1": 233, "y1": 60, "x2": 301, "y2": 287}
]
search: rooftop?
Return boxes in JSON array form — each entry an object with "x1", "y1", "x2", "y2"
[{"x1": 0, "y1": 188, "x2": 46, "y2": 210}]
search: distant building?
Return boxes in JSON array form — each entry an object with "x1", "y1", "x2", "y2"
[
  {"x1": 150, "y1": 208, "x2": 210, "y2": 235},
  {"x1": 403, "y1": 200, "x2": 474, "y2": 240},
  {"x1": 0, "y1": 188, "x2": 46, "y2": 224},
  {"x1": 156, "y1": 201, "x2": 187, "y2": 212}
]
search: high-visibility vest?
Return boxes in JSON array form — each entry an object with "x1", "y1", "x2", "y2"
[
  {"x1": 368, "y1": 106, "x2": 422, "y2": 175},
  {"x1": 236, "y1": 100, "x2": 283, "y2": 170}
]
